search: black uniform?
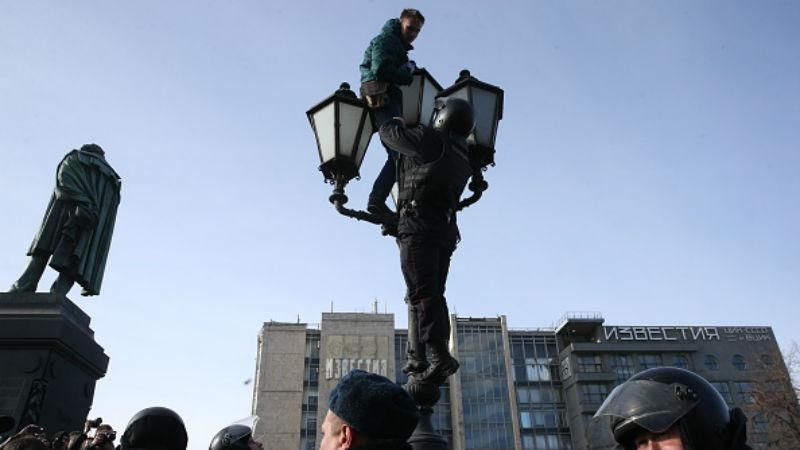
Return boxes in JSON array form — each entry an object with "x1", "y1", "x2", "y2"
[{"x1": 379, "y1": 118, "x2": 472, "y2": 344}]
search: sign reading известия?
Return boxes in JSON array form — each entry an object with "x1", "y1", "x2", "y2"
[{"x1": 602, "y1": 326, "x2": 772, "y2": 343}]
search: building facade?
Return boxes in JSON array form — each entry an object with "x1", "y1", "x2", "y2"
[{"x1": 252, "y1": 312, "x2": 793, "y2": 450}]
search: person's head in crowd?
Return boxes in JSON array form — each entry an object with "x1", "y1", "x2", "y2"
[
  {"x1": 82, "y1": 425, "x2": 115, "y2": 450},
  {"x1": 594, "y1": 367, "x2": 750, "y2": 450},
  {"x1": 208, "y1": 423, "x2": 262, "y2": 450},
  {"x1": 119, "y1": 407, "x2": 187, "y2": 450},
  {"x1": 49, "y1": 431, "x2": 68, "y2": 450},
  {"x1": 321, "y1": 370, "x2": 419, "y2": 450},
  {"x1": 2, "y1": 436, "x2": 50, "y2": 450}
]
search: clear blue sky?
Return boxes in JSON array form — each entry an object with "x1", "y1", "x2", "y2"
[{"x1": 1, "y1": 1, "x2": 798, "y2": 449}]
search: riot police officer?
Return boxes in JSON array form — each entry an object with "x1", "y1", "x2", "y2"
[
  {"x1": 378, "y1": 97, "x2": 476, "y2": 384},
  {"x1": 593, "y1": 367, "x2": 751, "y2": 450}
]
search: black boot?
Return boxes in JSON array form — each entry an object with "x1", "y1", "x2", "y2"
[
  {"x1": 402, "y1": 358, "x2": 430, "y2": 374},
  {"x1": 414, "y1": 340, "x2": 459, "y2": 384}
]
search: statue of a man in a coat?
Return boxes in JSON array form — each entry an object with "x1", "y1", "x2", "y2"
[{"x1": 9, "y1": 143, "x2": 121, "y2": 297}]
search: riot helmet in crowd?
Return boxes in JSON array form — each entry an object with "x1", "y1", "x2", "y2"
[
  {"x1": 120, "y1": 407, "x2": 187, "y2": 450},
  {"x1": 208, "y1": 425, "x2": 250, "y2": 450},
  {"x1": 431, "y1": 97, "x2": 475, "y2": 138},
  {"x1": 594, "y1": 367, "x2": 736, "y2": 450}
]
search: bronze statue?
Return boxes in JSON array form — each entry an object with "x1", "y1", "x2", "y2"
[{"x1": 9, "y1": 144, "x2": 121, "y2": 297}]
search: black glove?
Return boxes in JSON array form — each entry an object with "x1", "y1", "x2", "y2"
[{"x1": 381, "y1": 222, "x2": 398, "y2": 237}]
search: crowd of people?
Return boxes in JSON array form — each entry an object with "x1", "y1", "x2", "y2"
[
  {"x1": 0, "y1": 370, "x2": 411, "y2": 450},
  {"x1": 0, "y1": 365, "x2": 756, "y2": 450},
  {"x1": 0, "y1": 407, "x2": 188, "y2": 450}
]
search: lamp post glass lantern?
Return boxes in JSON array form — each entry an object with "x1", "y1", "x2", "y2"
[
  {"x1": 399, "y1": 68, "x2": 443, "y2": 126},
  {"x1": 438, "y1": 70, "x2": 504, "y2": 168},
  {"x1": 307, "y1": 82, "x2": 375, "y2": 184}
]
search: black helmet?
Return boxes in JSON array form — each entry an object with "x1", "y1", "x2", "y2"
[
  {"x1": 432, "y1": 97, "x2": 475, "y2": 137},
  {"x1": 208, "y1": 425, "x2": 250, "y2": 450},
  {"x1": 594, "y1": 367, "x2": 731, "y2": 450},
  {"x1": 120, "y1": 407, "x2": 188, "y2": 450}
]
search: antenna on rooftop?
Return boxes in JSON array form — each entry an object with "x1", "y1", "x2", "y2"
[{"x1": 373, "y1": 298, "x2": 379, "y2": 314}]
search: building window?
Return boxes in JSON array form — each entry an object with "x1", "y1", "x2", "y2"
[
  {"x1": 711, "y1": 382, "x2": 733, "y2": 404},
  {"x1": 525, "y1": 357, "x2": 552, "y2": 381},
  {"x1": 752, "y1": 414, "x2": 768, "y2": 433},
  {"x1": 639, "y1": 354, "x2": 662, "y2": 370},
  {"x1": 612, "y1": 354, "x2": 635, "y2": 384},
  {"x1": 704, "y1": 354, "x2": 719, "y2": 371},
  {"x1": 520, "y1": 411, "x2": 533, "y2": 429},
  {"x1": 732, "y1": 354, "x2": 747, "y2": 371},
  {"x1": 581, "y1": 383, "x2": 609, "y2": 404},
  {"x1": 521, "y1": 435, "x2": 535, "y2": 449},
  {"x1": 517, "y1": 386, "x2": 562, "y2": 404},
  {"x1": 672, "y1": 355, "x2": 689, "y2": 370},
  {"x1": 760, "y1": 354, "x2": 774, "y2": 368},
  {"x1": 733, "y1": 381, "x2": 753, "y2": 404},
  {"x1": 577, "y1": 355, "x2": 603, "y2": 373}
]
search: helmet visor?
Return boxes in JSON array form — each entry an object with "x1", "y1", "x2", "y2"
[{"x1": 594, "y1": 380, "x2": 699, "y2": 435}]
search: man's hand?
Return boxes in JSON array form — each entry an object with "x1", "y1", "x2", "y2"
[{"x1": 403, "y1": 61, "x2": 417, "y2": 73}]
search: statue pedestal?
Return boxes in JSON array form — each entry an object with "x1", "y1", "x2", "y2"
[{"x1": 0, "y1": 293, "x2": 108, "y2": 434}]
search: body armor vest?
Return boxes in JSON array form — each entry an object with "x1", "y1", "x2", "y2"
[{"x1": 397, "y1": 131, "x2": 472, "y2": 217}]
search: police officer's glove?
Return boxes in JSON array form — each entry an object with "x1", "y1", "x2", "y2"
[{"x1": 380, "y1": 215, "x2": 398, "y2": 237}]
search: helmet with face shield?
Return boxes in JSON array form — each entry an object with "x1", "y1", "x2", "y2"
[{"x1": 594, "y1": 367, "x2": 732, "y2": 450}]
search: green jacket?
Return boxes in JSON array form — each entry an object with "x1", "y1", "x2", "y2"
[{"x1": 360, "y1": 19, "x2": 414, "y2": 87}]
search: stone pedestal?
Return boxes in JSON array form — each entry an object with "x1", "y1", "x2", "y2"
[{"x1": 0, "y1": 293, "x2": 108, "y2": 434}]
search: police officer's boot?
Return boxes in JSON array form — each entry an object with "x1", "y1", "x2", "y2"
[{"x1": 416, "y1": 340, "x2": 459, "y2": 384}]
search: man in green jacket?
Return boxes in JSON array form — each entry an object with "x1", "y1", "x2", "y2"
[{"x1": 360, "y1": 8, "x2": 424, "y2": 216}]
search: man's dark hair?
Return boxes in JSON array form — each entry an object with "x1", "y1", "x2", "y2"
[
  {"x1": 3, "y1": 436, "x2": 50, "y2": 450},
  {"x1": 400, "y1": 8, "x2": 425, "y2": 23}
]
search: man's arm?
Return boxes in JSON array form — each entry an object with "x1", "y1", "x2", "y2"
[
  {"x1": 379, "y1": 119, "x2": 441, "y2": 162},
  {"x1": 371, "y1": 40, "x2": 413, "y2": 86}
]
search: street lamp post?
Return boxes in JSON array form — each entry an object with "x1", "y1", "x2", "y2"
[
  {"x1": 306, "y1": 82, "x2": 383, "y2": 224},
  {"x1": 400, "y1": 68, "x2": 444, "y2": 126},
  {"x1": 307, "y1": 70, "x2": 443, "y2": 229},
  {"x1": 438, "y1": 69, "x2": 505, "y2": 212},
  {"x1": 307, "y1": 70, "x2": 504, "y2": 450}
]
